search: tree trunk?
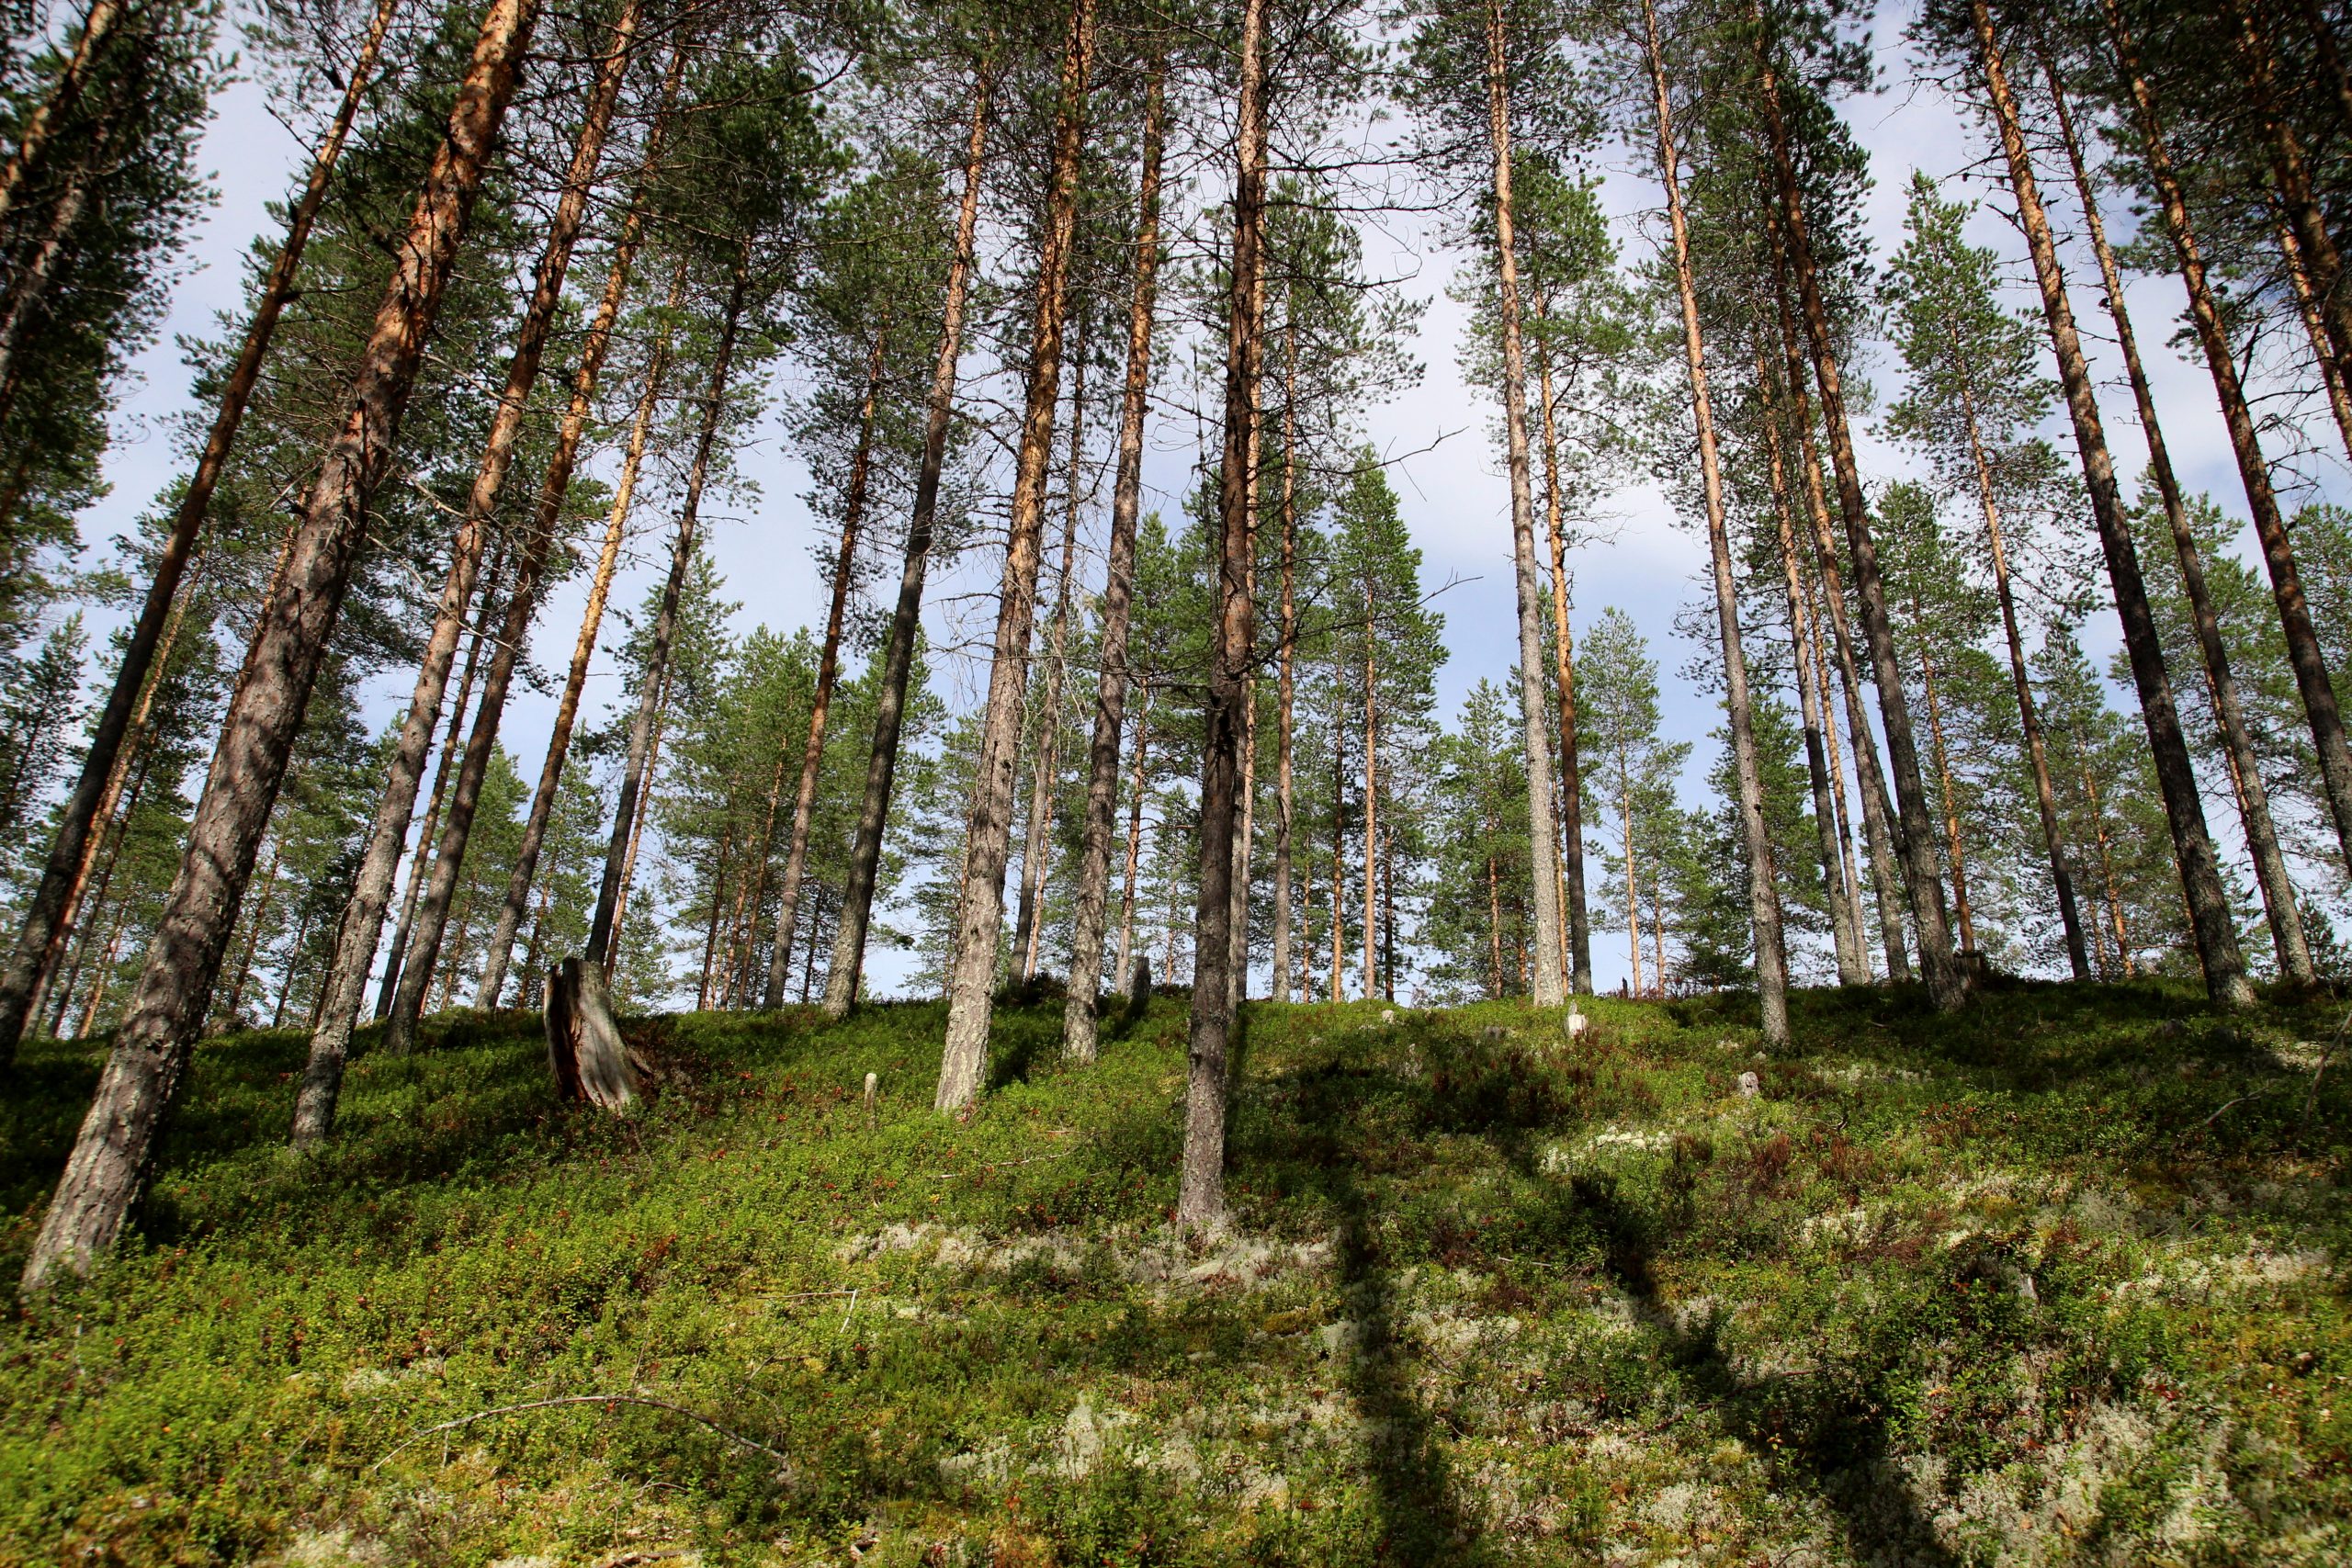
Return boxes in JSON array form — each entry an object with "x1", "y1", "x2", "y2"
[
  {"x1": 25, "y1": 0, "x2": 541, "y2": 1292},
  {"x1": 2271, "y1": 206, "x2": 2352, "y2": 463},
  {"x1": 1114, "y1": 688, "x2": 1153, "y2": 999},
  {"x1": 474, "y1": 247, "x2": 689, "y2": 1010},
  {"x1": 1331, "y1": 720, "x2": 1346, "y2": 1003},
  {"x1": 1973, "y1": 0, "x2": 2251, "y2": 1008},
  {"x1": 1954, "y1": 362, "x2": 2093, "y2": 980},
  {"x1": 1361, "y1": 586, "x2": 1379, "y2": 1003},
  {"x1": 585, "y1": 266, "x2": 752, "y2": 974},
  {"x1": 2101, "y1": 2, "x2": 2352, "y2": 913},
  {"x1": 2232, "y1": 0, "x2": 2352, "y2": 417},
  {"x1": 1066, "y1": 61, "x2": 1164, "y2": 1059},
  {"x1": 0, "y1": 0, "x2": 399, "y2": 1066},
  {"x1": 606, "y1": 663, "x2": 673, "y2": 967},
  {"x1": 761, "y1": 326, "x2": 889, "y2": 1005},
  {"x1": 824, "y1": 65, "x2": 993, "y2": 1020},
  {"x1": 1270, "y1": 323, "x2": 1299, "y2": 1002},
  {"x1": 1014, "y1": 346, "x2": 1088, "y2": 979},
  {"x1": 1483, "y1": 0, "x2": 1566, "y2": 1007},
  {"x1": 2052, "y1": 29, "x2": 2305, "y2": 983},
  {"x1": 0, "y1": 0, "x2": 123, "y2": 234},
  {"x1": 222, "y1": 845, "x2": 281, "y2": 1025},
  {"x1": 935, "y1": 0, "x2": 1096, "y2": 1111},
  {"x1": 1229, "y1": 275, "x2": 1266, "y2": 1021},
  {"x1": 1646, "y1": 0, "x2": 1788, "y2": 1045},
  {"x1": 24, "y1": 585, "x2": 189, "y2": 1032},
  {"x1": 1801, "y1": 557, "x2": 1868, "y2": 962},
  {"x1": 1770, "y1": 244, "x2": 1908, "y2": 981},
  {"x1": 1755, "y1": 38, "x2": 1958, "y2": 1009},
  {"x1": 1620, "y1": 746, "x2": 1643, "y2": 998},
  {"x1": 1179, "y1": 0, "x2": 1265, "y2": 1230},
  {"x1": 1916, "y1": 629, "x2": 1976, "y2": 956},
  {"x1": 1756, "y1": 348, "x2": 1868, "y2": 985},
  {"x1": 1533, "y1": 293, "x2": 1593, "y2": 993},
  {"x1": 294, "y1": 5, "x2": 648, "y2": 1122},
  {"x1": 379, "y1": 543, "x2": 502, "y2": 1018}
]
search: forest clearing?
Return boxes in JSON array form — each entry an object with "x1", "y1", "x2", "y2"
[{"x1": 3, "y1": 984, "x2": 2347, "y2": 1563}]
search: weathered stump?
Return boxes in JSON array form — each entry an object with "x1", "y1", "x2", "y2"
[
  {"x1": 545, "y1": 957, "x2": 639, "y2": 1111},
  {"x1": 1126, "y1": 955, "x2": 1151, "y2": 1016}
]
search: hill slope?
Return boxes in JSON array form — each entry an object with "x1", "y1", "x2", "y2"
[{"x1": 2, "y1": 983, "x2": 2347, "y2": 1564}]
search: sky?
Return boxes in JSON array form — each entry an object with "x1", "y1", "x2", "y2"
[{"x1": 66, "y1": 2, "x2": 2352, "y2": 1003}]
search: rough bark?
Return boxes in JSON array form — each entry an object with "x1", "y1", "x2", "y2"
[
  {"x1": 761, "y1": 328, "x2": 888, "y2": 1005},
  {"x1": 1772, "y1": 231, "x2": 1908, "y2": 982},
  {"x1": 2232, "y1": 0, "x2": 2352, "y2": 415},
  {"x1": 475, "y1": 250, "x2": 689, "y2": 1009},
  {"x1": 1270, "y1": 324, "x2": 1300, "y2": 1002},
  {"x1": 1065, "y1": 61, "x2": 1163, "y2": 1060},
  {"x1": 24, "y1": 0, "x2": 540, "y2": 1291},
  {"x1": 1014, "y1": 348, "x2": 1087, "y2": 980},
  {"x1": 0, "y1": 0, "x2": 399, "y2": 1066},
  {"x1": 1756, "y1": 350, "x2": 1868, "y2": 986},
  {"x1": 379, "y1": 545, "x2": 499, "y2": 1019},
  {"x1": 1180, "y1": 0, "x2": 1265, "y2": 1230},
  {"x1": 1974, "y1": 0, "x2": 2252, "y2": 1008},
  {"x1": 935, "y1": 0, "x2": 1095, "y2": 1111},
  {"x1": 1646, "y1": 0, "x2": 1788, "y2": 1045},
  {"x1": 824, "y1": 66, "x2": 992, "y2": 1020},
  {"x1": 544, "y1": 957, "x2": 637, "y2": 1111},
  {"x1": 294, "y1": 1, "x2": 645, "y2": 1122},
  {"x1": 1533, "y1": 297, "x2": 1592, "y2": 992},
  {"x1": 1484, "y1": 0, "x2": 1566, "y2": 1006},
  {"x1": 1756, "y1": 39, "x2": 1958, "y2": 1008},
  {"x1": 2102, "y1": 0, "x2": 2352, "y2": 911},
  {"x1": 2052, "y1": 34, "x2": 2304, "y2": 982}
]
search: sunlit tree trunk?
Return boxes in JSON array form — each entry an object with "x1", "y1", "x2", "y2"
[
  {"x1": 1645, "y1": 0, "x2": 1787, "y2": 1044},
  {"x1": 762, "y1": 325, "x2": 889, "y2": 1004},
  {"x1": 1973, "y1": 0, "x2": 2250, "y2": 1008},
  {"x1": 0, "y1": 0, "x2": 401, "y2": 1065},
  {"x1": 475, "y1": 248, "x2": 687, "y2": 1010},
  {"x1": 1953, "y1": 362, "x2": 2092, "y2": 980},
  {"x1": 1066, "y1": 62, "x2": 1165, "y2": 1055},
  {"x1": 1770, "y1": 242, "x2": 1908, "y2": 981},
  {"x1": 1483, "y1": 0, "x2": 1566, "y2": 1005},
  {"x1": 297, "y1": 1, "x2": 647, "y2": 1122},
  {"x1": 1015, "y1": 350, "x2": 1088, "y2": 979},
  {"x1": 0, "y1": 0, "x2": 123, "y2": 233},
  {"x1": 1180, "y1": 0, "x2": 1265, "y2": 1229},
  {"x1": 1756, "y1": 348, "x2": 1867, "y2": 985},
  {"x1": 1756, "y1": 40, "x2": 1958, "y2": 1008},
  {"x1": 2100, "y1": 1, "x2": 2352, "y2": 914},
  {"x1": 585, "y1": 267, "x2": 751, "y2": 976},
  {"x1": 1533, "y1": 295, "x2": 1592, "y2": 992},
  {"x1": 825, "y1": 67, "x2": 994, "y2": 1019},
  {"x1": 27, "y1": 0, "x2": 542, "y2": 1290},
  {"x1": 936, "y1": 0, "x2": 1095, "y2": 1111},
  {"x1": 1270, "y1": 321, "x2": 1300, "y2": 1002}
]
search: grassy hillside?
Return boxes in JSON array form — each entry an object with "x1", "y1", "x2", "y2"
[{"x1": 1, "y1": 981, "x2": 2346, "y2": 1565}]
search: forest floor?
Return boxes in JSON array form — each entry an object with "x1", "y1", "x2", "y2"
[{"x1": 1, "y1": 978, "x2": 2348, "y2": 1566}]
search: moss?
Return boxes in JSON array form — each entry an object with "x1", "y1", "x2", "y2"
[{"x1": 0, "y1": 981, "x2": 2345, "y2": 1563}]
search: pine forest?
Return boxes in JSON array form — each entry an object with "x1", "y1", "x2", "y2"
[{"x1": 0, "y1": 0, "x2": 2350, "y2": 1561}]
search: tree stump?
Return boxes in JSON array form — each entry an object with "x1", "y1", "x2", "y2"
[
  {"x1": 545, "y1": 957, "x2": 639, "y2": 1111},
  {"x1": 1126, "y1": 955, "x2": 1151, "y2": 1016}
]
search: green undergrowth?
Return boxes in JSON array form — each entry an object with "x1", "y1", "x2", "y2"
[{"x1": 1, "y1": 978, "x2": 2347, "y2": 1565}]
